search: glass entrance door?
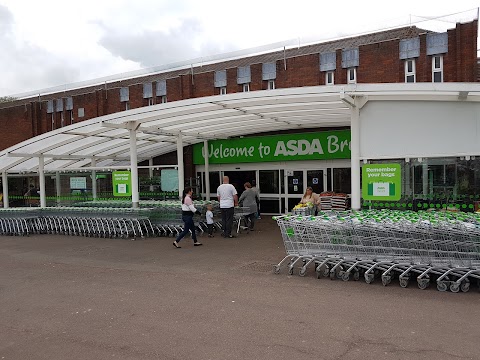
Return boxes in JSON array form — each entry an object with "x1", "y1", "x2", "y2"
[
  {"x1": 223, "y1": 170, "x2": 256, "y2": 198},
  {"x1": 285, "y1": 169, "x2": 326, "y2": 212},
  {"x1": 307, "y1": 170, "x2": 325, "y2": 194}
]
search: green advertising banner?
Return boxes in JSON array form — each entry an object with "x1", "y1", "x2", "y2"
[
  {"x1": 362, "y1": 164, "x2": 401, "y2": 201},
  {"x1": 193, "y1": 130, "x2": 351, "y2": 164},
  {"x1": 112, "y1": 171, "x2": 132, "y2": 197}
]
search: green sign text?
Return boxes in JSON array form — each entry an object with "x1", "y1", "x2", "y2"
[{"x1": 193, "y1": 131, "x2": 351, "y2": 164}]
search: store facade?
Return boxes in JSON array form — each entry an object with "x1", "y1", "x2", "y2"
[{"x1": 193, "y1": 130, "x2": 352, "y2": 213}]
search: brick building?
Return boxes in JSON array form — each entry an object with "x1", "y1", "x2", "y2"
[
  {"x1": 0, "y1": 21, "x2": 477, "y2": 150},
  {"x1": 0, "y1": 20, "x2": 478, "y2": 209}
]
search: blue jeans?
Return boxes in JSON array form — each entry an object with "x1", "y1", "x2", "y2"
[{"x1": 176, "y1": 215, "x2": 197, "y2": 243}]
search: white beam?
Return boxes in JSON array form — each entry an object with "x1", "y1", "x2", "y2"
[
  {"x1": 55, "y1": 172, "x2": 61, "y2": 205},
  {"x1": 149, "y1": 158, "x2": 154, "y2": 192},
  {"x1": 177, "y1": 133, "x2": 184, "y2": 200},
  {"x1": 2, "y1": 172, "x2": 8, "y2": 208},
  {"x1": 204, "y1": 140, "x2": 210, "y2": 200},
  {"x1": 91, "y1": 158, "x2": 97, "y2": 199},
  {"x1": 38, "y1": 155, "x2": 46, "y2": 208},
  {"x1": 129, "y1": 128, "x2": 140, "y2": 208},
  {"x1": 350, "y1": 104, "x2": 361, "y2": 210}
]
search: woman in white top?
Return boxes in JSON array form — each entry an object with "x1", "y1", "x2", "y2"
[{"x1": 173, "y1": 187, "x2": 203, "y2": 248}]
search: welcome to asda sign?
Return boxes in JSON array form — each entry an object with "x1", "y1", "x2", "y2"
[{"x1": 193, "y1": 131, "x2": 351, "y2": 164}]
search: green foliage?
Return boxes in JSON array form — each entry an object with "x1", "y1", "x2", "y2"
[{"x1": 0, "y1": 96, "x2": 17, "y2": 103}]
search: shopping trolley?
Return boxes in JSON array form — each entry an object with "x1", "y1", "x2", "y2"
[{"x1": 274, "y1": 210, "x2": 480, "y2": 293}]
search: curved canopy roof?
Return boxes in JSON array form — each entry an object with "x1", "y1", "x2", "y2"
[{"x1": 1, "y1": 83, "x2": 479, "y2": 173}]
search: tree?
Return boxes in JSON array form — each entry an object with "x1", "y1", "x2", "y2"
[{"x1": 0, "y1": 96, "x2": 17, "y2": 103}]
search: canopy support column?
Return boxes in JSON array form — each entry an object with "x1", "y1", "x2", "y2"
[
  {"x1": 2, "y1": 172, "x2": 9, "y2": 208},
  {"x1": 177, "y1": 133, "x2": 184, "y2": 199},
  {"x1": 422, "y1": 163, "x2": 428, "y2": 196},
  {"x1": 55, "y1": 172, "x2": 61, "y2": 205},
  {"x1": 129, "y1": 128, "x2": 140, "y2": 209},
  {"x1": 39, "y1": 155, "x2": 46, "y2": 208},
  {"x1": 350, "y1": 102, "x2": 361, "y2": 211},
  {"x1": 204, "y1": 140, "x2": 210, "y2": 200},
  {"x1": 91, "y1": 158, "x2": 97, "y2": 199},
  {"x1": 149, "y1": 158, "x2": 154, "y2": 192}
]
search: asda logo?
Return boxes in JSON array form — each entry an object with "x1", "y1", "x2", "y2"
[{"x1": 274, "y1": 135, "x2": 350, "y2": 157}]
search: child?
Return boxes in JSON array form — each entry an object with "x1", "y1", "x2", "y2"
[{"x1": 206, "y1": 204, "x2": 214, "y2": 237}]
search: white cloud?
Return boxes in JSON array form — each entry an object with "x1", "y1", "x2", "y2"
[{"x1": 0, "y1": 0, "x2": 478, "y2": 96}]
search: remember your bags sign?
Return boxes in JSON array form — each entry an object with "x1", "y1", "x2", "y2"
[{"x1": 193, "y1": 131, "x2": 351, "y2": 164}]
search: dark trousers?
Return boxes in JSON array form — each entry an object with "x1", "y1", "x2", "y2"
[
  {"x1": 221, "y1": 207, "x2": 235, "y2": 236},
  {"x1": 207, "y1": 223, "x2": 214, "y2": 235},
  {"x1": 244, "y1": 213, "x2": 256, "y2": 230},
  {"x1": 176, "y1": 215, "x2": 197, "y2": 243}
]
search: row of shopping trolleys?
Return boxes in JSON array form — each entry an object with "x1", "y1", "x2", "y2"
[
  {"x1": 273, "y1": 212, "x2": 480, "y2": 293},
  {"x1": 0, "y1": 205, "x2": 250, "y2": 239},
  {"x1": 274, "y1": 254, "x2": 478, "y2": 293}
]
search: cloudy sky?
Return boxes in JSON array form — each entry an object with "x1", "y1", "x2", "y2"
[{"x1": 0, "y1": 0, "x2": 478, "y2": 97}]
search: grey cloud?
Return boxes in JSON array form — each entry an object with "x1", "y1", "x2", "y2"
[
  {"x1": 98, "y1": 18, "x2": 234, "y2": 68},
  {"x1": 0, "y1": 5, "x2": 80, "y2": 96}
]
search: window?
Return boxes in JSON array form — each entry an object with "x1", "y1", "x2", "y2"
[
  {"x1": 120, "y1": 87, "x2": 129, "y2": 102},
  {"x1": 220, "y1": 87, "x2": 227, "y2": 95},
  {"x1": 60, "y1": 112, "x2": 65, "y2": 127},
  {"x1": 156, "y1": 80, "x2": 167, "y2": 98},
  {"x1": 326, "y1": 71, "x2": 334, "y2": 85},
  {"x1": 214, "y1": 70, "x2": 227, "y2": 88},
  {"x1": 78, "y1": 108, "x2": 85, "y2": 118},
  {"x1": 267, "y1": 80, "x2": 275, "y2": 90},
  {"x1": 262, "y1": 62, "x2": 276, "y2": 81},
  {"x1": 148, "y1": 98, "x2": 154, "y2": 106},
  {"x1": 432, "y1": 55, "x2": 443, "y2": 83},
  {"x1": 125, "y1": 102, "x2": 130, "y2": 111},
  {"x1": 347, "y1": 68, "x2": 356, "y2": 84},
  {"x1": 405, "y1": 59, "x2": 416, "y2": 83},
  {"x1": 160, "y1": 95, "x2": 167, "y2": 104},
  {"x1": 243, "y1": 83, "x2": 250, "y2": 92},
  {"x1": 69, "y1": 110, "x2": 74, "y2": 125}
]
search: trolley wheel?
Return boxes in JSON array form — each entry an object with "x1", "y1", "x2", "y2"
[
  {"x1": 273, "y1": 266, "x2": 281, "y2": 275},
  {"x1": 353, "y1": 271, "x2": 360, "y2": 281},
  {"x1": 381, "y1": 275, "x2": 392, "y2": 286},
  {"x1": 450, "y1": 283, "x2": 460, "y2": 293},
  {"x1": 364, "y1": 273, "x2": 374, "y2": 284},
  {"x1": 329, "y1": 270, "x2": 336, "y2": 280},
  {"x1": 336, "y1": 269, "x2": 344, "y2": 279},
  {"x1": 322, "y1": 266, "x2": 330, "y2": 278},
  {"x1": 341, "y1": 271, "x2": 350, "y2": 282},
  {"x1": 287, "y1": 267, "x2": 294, "y2": 275},
  {"x1": 437, "y1": 281, "x2": 448, "y2": 292},
  {"x1": 299, "y1": 268, "x2": 307, "y2": 277},
  {"x1": 461, "y1": 281, "x2": 470, "y2": 293},
  {"x1": 399, "y1": 277, "x2": 409, "y2": 288},
  {"x1": 417, "y1": 278, "x2": 430, "y2": 290}
]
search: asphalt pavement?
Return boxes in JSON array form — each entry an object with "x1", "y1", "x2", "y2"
[{"x1": 1, "y1": 218, "x2": 479, "y2": 360}]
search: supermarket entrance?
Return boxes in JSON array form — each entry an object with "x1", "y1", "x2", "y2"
[{"x1": 223, "y1": 170, "x2": 256, "y2": 198}]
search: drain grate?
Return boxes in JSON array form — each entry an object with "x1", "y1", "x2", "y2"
[{"x1": 238, "y1": 261, "x2": 276, "y2": 272}]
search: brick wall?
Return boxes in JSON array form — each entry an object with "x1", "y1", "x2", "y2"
[{"x1": 0, "y1": 20, "x2": 477, "y2": 159}]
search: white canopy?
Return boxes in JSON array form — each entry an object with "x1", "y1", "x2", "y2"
[{"x1": 0, "y1": 83, "x2": 478, "y2": 174}]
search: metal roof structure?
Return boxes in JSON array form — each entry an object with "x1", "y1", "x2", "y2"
[
  {"x1": 1, "y1": 83, "x2": 479, "y2": 174},
  {"x1": 1, "y1": 82, "x2": 480, "y2": 209}
]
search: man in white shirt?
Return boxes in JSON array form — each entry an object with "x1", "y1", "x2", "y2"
[{"x1": 217, "y1": 176, "x2": 238, "y2": 238}]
